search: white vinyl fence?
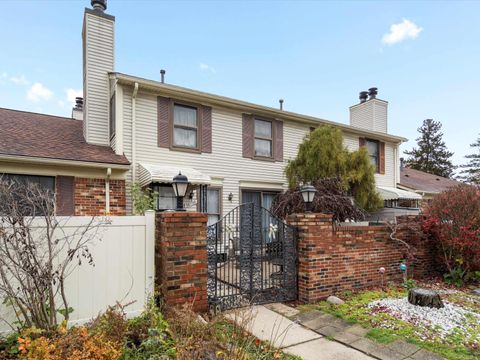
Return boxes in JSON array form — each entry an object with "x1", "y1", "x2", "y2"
[{"x1": 0, "y1": 211, "x2": 155, "y2": 332}]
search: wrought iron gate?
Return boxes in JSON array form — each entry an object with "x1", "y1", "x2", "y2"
[{"x1": 207, "y1": 203, "x2": 297, "y2": 312}]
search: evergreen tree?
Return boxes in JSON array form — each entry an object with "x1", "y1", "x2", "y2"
[
  {"x1": 404, "y1": 119, "x2": 455, "y2": 178},
  {"x1": 458, "y1": 134, "x2": 480, "y2": 184},
  {"x1": 285, "y1": 126, "x2": 383, "y2": 212}
]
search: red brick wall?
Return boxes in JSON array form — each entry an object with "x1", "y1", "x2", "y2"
[
  {"x1": 155, "y1": 212, "x2": 208, "y2": 312},
  {"x1": 74, "y1": 177, "x2": 126, "y2": 216},
  {"x1": 287, "y1": 213, "x2": 435, "y2": 303}
]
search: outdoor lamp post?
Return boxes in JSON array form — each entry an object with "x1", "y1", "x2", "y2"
[
  {"x1": 300, "y1": 183, "x2": 317, "y2": 212},
  {"x1": 172, "y1": 172, "x2": 189, "y2": 211}
]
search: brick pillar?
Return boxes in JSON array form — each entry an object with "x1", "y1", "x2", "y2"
[
  {"x1": 287, "y1": 213, "x2": 334, "y2": 303},
  {"x1": 155, "y1": 212, "x2": 208, "y2": 312}
]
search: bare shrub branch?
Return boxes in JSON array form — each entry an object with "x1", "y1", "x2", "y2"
[{"x1": 0, "y1": 177, "x2": 104, "y2": 330}]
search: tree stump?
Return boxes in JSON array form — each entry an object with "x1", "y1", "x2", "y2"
[{"x1": 408, "y1": 288, "x2": 444, "y2": 308}]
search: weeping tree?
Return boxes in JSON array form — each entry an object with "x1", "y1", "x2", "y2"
[
  {"x1": 0, "y1": 178, "x2": 103, "y2": 330},
  {"x1": 284, "y1": 126, "x2": 382, "y2": 213},
  {"x1": 271, "y1": 178, "x2": 365, "y2": 221}
]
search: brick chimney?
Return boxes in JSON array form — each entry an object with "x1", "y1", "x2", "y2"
[
  {"x1": 350, "y1": 87, "x2": 388, "y2": 133},
  {"x1": 82, "y1": 0, "x2": 114, "y2": 145}
]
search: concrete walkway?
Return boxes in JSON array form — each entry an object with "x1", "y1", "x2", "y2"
[
  {"x1": 226, "y1": 303, "x2": 444, "y2": 360},
  {"x1": 225, "y1": 304, "x2": 373, "y2": 360}
]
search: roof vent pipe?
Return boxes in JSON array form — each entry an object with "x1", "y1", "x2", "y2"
[
  {"x1": 91, "y1": 0, "x2": 107, "y2": 12},
  {"x1": 279, "y1": 99, "x2": 284, "y2": 110},
  {"x1": 368, "y1": 87, "x2": 378, "y2": 99},
  {"x1": 359, "y1": 91, "x2": 368, "y2": 103},
  {"x1": 160, "y1": 69, "x2": 166, "y2": 84}
]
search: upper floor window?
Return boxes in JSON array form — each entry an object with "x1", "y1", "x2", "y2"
[
  {"x1": 173, "y1": 104, "x2": 198, "y2": 149},
  {"x1": 254, "y1": 119, "x2": 273, "y2": 158},
  {"x1": 366, "y1": 139, "x2": 380, "y2": 171}
]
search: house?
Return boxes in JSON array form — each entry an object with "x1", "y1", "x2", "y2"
[
  {"x1": 398, "y1": 163, "x2": 460, "y2": 203},
  {"x1": 0, "y1": 0, "x2": 421, "y2": 219}
]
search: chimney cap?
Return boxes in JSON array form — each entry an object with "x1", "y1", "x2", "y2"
[
  {"x1": 91, "y1": 0, "x2": 107, "y2": 12},
  {"x1": 359, "y1": 91, "x2": 368, "y2": 103},
  {"x1": 75, "y1": 97, "x2": 84, "y2": 109},
  {"x1": 368, "y1": 87, "x2": 378, "y2": 99}
]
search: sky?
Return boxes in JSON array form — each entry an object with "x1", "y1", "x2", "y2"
[{"x1": 0, "y1": 0, "x2": 479, "y2": 170}]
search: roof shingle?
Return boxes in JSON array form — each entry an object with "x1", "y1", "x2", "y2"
[
  {"x1": 400, "y1": 167, "x2": 459, "y2": 193},
  {"x1": 0, "y1": 108, "x2": 129, "y2": 166}
]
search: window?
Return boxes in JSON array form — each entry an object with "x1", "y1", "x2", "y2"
[
  {"x1": 152, "y1": 184, "x2": 176, "y2": 211},
  {"x1": 254, "y1": 119, "x2": 273, "y2": 157},
  {"x1": 206, "y1": 188, "x2": 221, "y2": 226},
  {"x1": 109, "y1": 94, "x2": 116, "y2": 139},
  {"x1": 0, "y1": 174, "x2": 55, "y2": 215},
  {"x1": 366, "y1": 139, "x2": 380, "y2": 171},
  {"x1": 173, "y1": 104, "x2": 198, "y2": 149}
]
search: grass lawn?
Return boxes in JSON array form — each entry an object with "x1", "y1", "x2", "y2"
[{"x1": 300, "y1": 285, "x2": 480, "y2": 360}]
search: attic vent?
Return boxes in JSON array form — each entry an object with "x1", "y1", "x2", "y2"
[{"x1": 436, "y1": 178, "x2": 440, "y2": 181}]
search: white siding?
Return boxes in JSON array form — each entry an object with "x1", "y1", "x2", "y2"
[
  {"x1": 349, "y1": 99, "x2": 387, "y2": 133},
  {"x1": 120, "y1": 87, "x2": 398, "y2": 215},
  {"x1": 83, "y1": 11, "x2": 114, "y2": 146}
]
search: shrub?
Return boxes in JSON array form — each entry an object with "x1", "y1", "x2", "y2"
[
  {"x1": 284, "y1": 126, "x2": 382, "y2": 212},
  {"x1": 422, "y1": 184, "x2": 480, "y2": 285}
]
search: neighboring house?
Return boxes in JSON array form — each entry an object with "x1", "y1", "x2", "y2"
[
  {"x1": 0, "y1": 1, "x2": 420, "y2": 218},
  {"x1": 0, "y1": 107, "x2": 129, "y2": 215},
  {"x1": 398, "y1": 164, "x2": 460, "y2": 203}
]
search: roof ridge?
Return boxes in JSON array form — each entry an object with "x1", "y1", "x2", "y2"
[{"x1": 0, "y1": 107, "x2": 80, "y2": 122}]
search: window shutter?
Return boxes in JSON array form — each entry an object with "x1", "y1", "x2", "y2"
[
  {"x1": 242, "y1": 114, "x2": 254, "y2": 158},
  {"x1": 157, "y1": 96, "x2": 170, "y2": 148},
  {"x1": 274, "y1": 120, "x2": 283, "y2": 161},
  {"x1": 201, "y1": 106, "x2": 212, "y2": 153},
  {"x1": 379, "y1": 141, "x2": 386, "y2": 174},
  {"x1": 56, "y1": 176, "x2": 75, "y2": 216},
  {"x1": 359, "y1": 137, "x2": 366, "y2": 148}
]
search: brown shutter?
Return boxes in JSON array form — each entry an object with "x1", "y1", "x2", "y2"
[
  {"x1": 242, "y1": 114, "x2": 254, "y2": 158},
  {"x1": 201, "y1": 106, "x2": 212, "y2": 153},
  {"x1": 274, "y1": 120, "x2": 283, "y2": 161},
  {"x1": 359, "y1": 137, "x2": 366, "y2": 148},
  {"x1": 157, "y1": 96, "x2": 170, "y2": 148},
  {"x1": 56, "y1": 176, "x2": 75, "y2": 216},
  {"x1": 379, "y1": 141, "x2": 386, "y2": 174}
]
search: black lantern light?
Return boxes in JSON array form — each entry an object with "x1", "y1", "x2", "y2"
[
  {"x1": 172, "y1": 172, "x2": 189, "y2": 211},
  {"x1": 300, "y1": 183, "x2": 317, "y2": 212}
]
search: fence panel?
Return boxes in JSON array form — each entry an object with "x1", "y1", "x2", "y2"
[{"x1": 0, "y1": 211, "x2": 155, "y2": 332}]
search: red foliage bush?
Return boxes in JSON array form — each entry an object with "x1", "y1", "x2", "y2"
[{"x1": 422, "y1": 184, "x2": 480, "y2": 274}]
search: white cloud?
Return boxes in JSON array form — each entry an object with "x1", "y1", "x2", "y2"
[
  {"x1": 10, "y1": 74, "x2": 29, "y2": 85},
  {"x1": 27, "y1": 82, "x2": 53, "y2": 102},
  {"x1": 65, "y1": 88, "x2": 82, "y2": 105},
  {"x1": 382, "y1": 19, "x2": 423, "y2": 45},
  {"x1": 199, "y1": 63, "x2": 216, "y2": 74},
  {"x1": 57, "y1": 100, "x2": 65, "y2": 108}
]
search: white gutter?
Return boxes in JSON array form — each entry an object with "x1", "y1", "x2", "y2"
[
  {"x1": 131, "y1": 82, "x2": 139, "y2": 183},
  {"x1": 0, "y1": 153, "x2": 130, "y2": 170},
  {"x1": 105, "y1": 167, "x2": 111, "y2": 214}
]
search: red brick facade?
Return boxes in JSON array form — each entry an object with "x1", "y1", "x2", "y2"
[
  {"x1": 74, "y1": 177, "x2": 126, "y2": 216},
  {"x1": 287, "y1": 213, "x2": 435, "y2": 303},
  {"x1": 155, "y1": 212, "x2": 208, "y2": 312}
]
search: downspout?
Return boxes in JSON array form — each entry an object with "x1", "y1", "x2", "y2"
[
  {"x1": 106, "y1": 167, "x2": 112, "y2": 215},
  {"x1": 131, "y1": 82, "x2": 139, "y2": 184}
]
